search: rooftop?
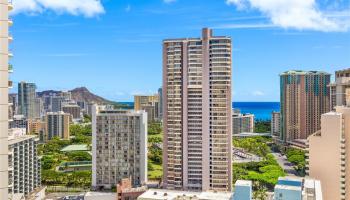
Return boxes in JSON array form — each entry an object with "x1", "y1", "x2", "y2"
[
  {"x1": 61, "y1": 144, "x2": 89, "y2": 152},
  {"x1": 235, "y1": 180, "x2": 252, "y2": 187},
  {"x1": 138, "y1": 189, "x2": 233, "y2": 200},
  {"x1": 280, "y1": 70, "x2": 330, "y2": 76}
]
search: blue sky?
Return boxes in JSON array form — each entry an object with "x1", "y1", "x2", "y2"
[{"x1": 9, "y1": 0, "x2": 350, "y2": 101}]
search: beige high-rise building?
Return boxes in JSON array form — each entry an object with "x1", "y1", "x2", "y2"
[
  {"x1": 0, "y1": 0, "x2": 12, "y2": 199},
  {"x1": 271, "y1": 111, "x2": 281, "y2": 137},
  {"x1": 329, "y1": 68, "x2": 350, "y2": 110},
  {"x1": 134, "y1": 95, "x2": 160, "y2": 122},
  {"x1": 28, "y1": 118, "x2": 45, "y2": 135},
  {"x1": 307, "y1": 104, "x2": 350, "y2": 200},
  {"x1": 280, "y1": 70, "x2": 331, "y2": 144},
  {"x1": 62, "y1": 104, "x2": 82, "y2": 120},
  {"x1": 92, "y1": 106, "x2": 147, "y2": 190},
  {"x1": 44, "y1": 111, "x2": 70, "y2": 141},
  {"x1": 162, "y1": 28, "x2": 232, "y2": 191}
]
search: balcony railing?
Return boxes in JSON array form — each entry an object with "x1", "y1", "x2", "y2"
[
  {"x1": 8, "y1": 80, "x2": 13, "y2": 88},
  {"x1": 8, "y1": 64, "x2": 13, "y2": 72},
  {"x1": 8, "y1": 0, "x2": 13, "y2": 11}
]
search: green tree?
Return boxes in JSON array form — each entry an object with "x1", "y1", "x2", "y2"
[{"x1": 148, "y1": 122, "x2": 162, "y2": 135}]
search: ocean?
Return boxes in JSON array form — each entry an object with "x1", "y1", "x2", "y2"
[
  {"x1": 119, "y1": 102, "x2": 280, "y2": 121},
  {"x1": 233, "y1": 102, "x2": 280, "y2": 121}
]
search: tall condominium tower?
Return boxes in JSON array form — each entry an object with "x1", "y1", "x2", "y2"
[
  {"x1": 162, "y1": 28, "x2": 232, "y2": 191},
  {"x1": 92, "y1": 106, "x2": 147, "y2": 190},
  {"x1": 329, "y1": 68, "x2": 350, "y2": 110},
  {"x1": 0, "y1": 0, "x2": 13, "y2": 199},
  {"x1": 8, "y1": 131, "x2": 41, "y2": 197},
  {"x1": 44, "y1": 111, "x2": 70, "y2": 141},
  {"x1": 280, "y1": 70, "x2": 330, "y2": 144},
  {"x1": 134, "y1": 95, "x2": 160, "y2": 122},
  {"x1": 307, "y1": 97, "x2": 350, "y2": 200},
  {"x1": 271, "y1": 111, "x2": 281, "y2": 137},
  {"x1": 18, "y1": 81, "x2": 37, "y2": 119},
  {"x1": 232, "y1": 111, "x2": 254, "y2": 135}
]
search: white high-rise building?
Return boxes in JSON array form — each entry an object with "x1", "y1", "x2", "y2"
[
  {"x1": 0, "y1": 0, "x2": 13, "y2": 199},
  {"x1": 92, "y1": 106, "x2": 147, "y2": 190},
  {"x1": 8, "y1": 130, "x2": 41, "y2": 197}
]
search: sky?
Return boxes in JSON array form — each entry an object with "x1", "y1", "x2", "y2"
[{"x1": 9, "y1": 0, "x2": 350, "y2": 102}]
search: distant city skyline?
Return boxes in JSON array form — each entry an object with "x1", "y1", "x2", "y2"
[{"x1": 9, "y1": 0, "x2": 350, "y2": 101}]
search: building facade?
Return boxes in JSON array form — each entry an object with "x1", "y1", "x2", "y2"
[
  {"x1": 62, "y1": 104, "x2": 82, "y2": 120},
  {"x1": 232, "y1": 111, "x2": 254, "y2": 135},
  {"x1": 158, "y1": 88, "x2": 163, "y2": 120},
  {"x1": 274, "y1": 177, "x2": 322, "y2": 200},
  {"x1": 271, "y1": 111, "x2": 281, "y2": 137},
  {"x1": 9, "y1": 115, "x2": 27, "y2": 130},
  {"x1": 0, "y1": 1, "x2": 12, "y2": 197},
  {"x1": 280, "y1": 70, "x2": 330, "y2": 144},
  {"x1": 307, "y1": 104, "x2": 350, "y2": 200},
  {"x1": 329, "y1": 68, "x2": 350, "y2": 110},
  {"x1": 134, "y1": 95, "x2": 160, "y2": 122},
  {"x1": 8, "y1": 133, "x2": 41, "y2": 197},
  {"x1": 18, "y1": 82, "x2": 37, "y2": 119},
  {"x1": 45, "y1": 111, "x2": 70, "y2": 141},
  {"x1": 92, "y1": 106, "x2": 147, "y2": 189},
  {"x1": 162, "y1": 28, "x2": 232, "y2": 191}
]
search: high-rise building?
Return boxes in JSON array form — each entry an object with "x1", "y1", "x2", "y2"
[
  {"x1": 62, "y1": 104, "x2": 82, "y2": 121},
  {"x1": 280, "y1": 70, "x2": 330, "y2": 144},
  {"x1": 8, "y1": 131, "x2": 41, "y2": 197},
  {"x1": 0, "y1": 1, "x2": 13, "y2": 198},
  {"x1": 9, "y1": 115, "x2": 27, "y2": 130},
  {"x1": 18, "y1": 81, "x2": 37, "y2": 119},
  {"x1": 44, "y1": 111, "x2": 70, "y2": 141},
  {"x1": 51, "y1": 96, "x2": 66, "y2": 112},
  {"x1": 232, "y1": 111, "x2": 254, "y2": 135},
  {"x1": 158, "y1": 88, "x2": 163, "y2": 120},
  {"x1": 9, "y1": 93, "x2": 17, "y2": 118},
  {"x1": 92, "y1": 106, "x2": 147, "y2": 190},
  {"x1": 134, "y1": 95, "x2": 160, "y2": 122},
  {"x1": 34, "y1": 97, "x2": 44, "y2": 119},
  {"x1": 329, "y1": 68, "x2": 350, "y2": 110},
  {"x1": 307, "y1": 100, "x2": 350, "y2": 200},
  {"x1": 162, "y1": 28, "x2": 232, "y2": 191},
  {"x1": 27, "y1": 118, "x2": 45, "y2": 135},
  {"x1": 271, "y1": 111, "x2": 281, "y2": 137}
]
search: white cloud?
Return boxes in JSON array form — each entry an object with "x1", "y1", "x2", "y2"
[
  {"x1": 226, "y1": 0, "x2": 350, "y2": 32},
  {"x1": 12, "y1": 0, "x2": 105, "y2": 17},
  {"x1": 164, "y1": 0, "x2": 176, "y2": 3},
  {"x1": 252, "y1": 90, "x2": 265, "y2": 96}
]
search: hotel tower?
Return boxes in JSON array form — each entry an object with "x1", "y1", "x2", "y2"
[
  {"x1": 280, "y1": 70, "x2": 330, "y2": 144},
  {"x1": 0, "y1": 0, "x2": 13, "y2": 199},
  {"x1": 162, "y1": 28, "x2": 232, "y2": 191}
]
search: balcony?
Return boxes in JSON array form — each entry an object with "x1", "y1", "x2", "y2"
[
  {"x1": 8, "y1": 64, "x2": 13, "y2": 73},
  {"x1": 8, "y1": 80, "x2": 13, "y2": 88},
  {"x1": 8, "y1": 19, "x2": 13, "y2": 26},
  {"x1": 8, "y1": 52, "x2": 13, "y2": 57},
  {"x1": 8, "y1": 35, "x2": 13, "y2": 42},
  {"x1": 8, "y1": 0, "x2": 13, "y2": 11}
]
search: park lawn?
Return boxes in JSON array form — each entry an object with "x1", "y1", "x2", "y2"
[{"x1": 148, "y1": 161, "x2": 163, "y2": 180}]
